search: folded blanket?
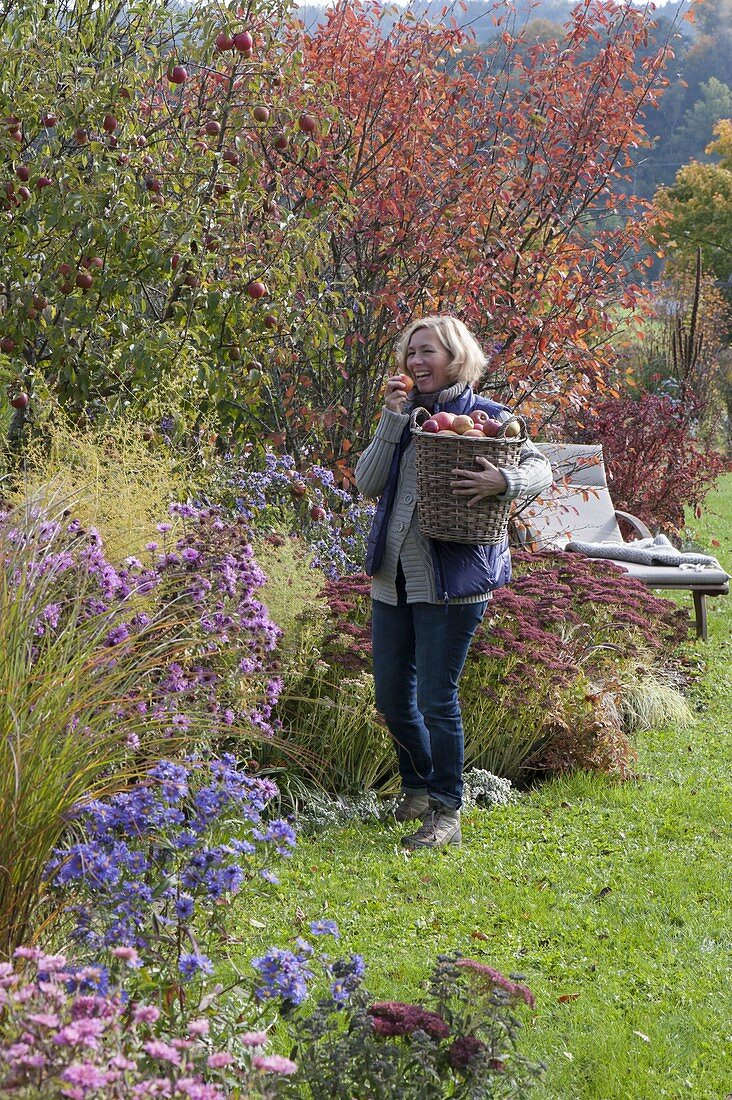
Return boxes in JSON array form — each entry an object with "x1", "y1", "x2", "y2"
[{"x1": 565, "y1": 533, "x2": 721, "y2": 569}]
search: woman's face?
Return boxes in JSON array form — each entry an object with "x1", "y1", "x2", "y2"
[{"x1": 406, "y1": 329, "x2": 453, "y2": 393}]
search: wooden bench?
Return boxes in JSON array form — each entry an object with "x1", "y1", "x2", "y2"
[{"x1": 514, "y1": 443, "x2": 730, "y2": 641}]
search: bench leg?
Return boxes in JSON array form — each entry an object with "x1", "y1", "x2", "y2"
[{"x1": 692, "y1": 591, "x2": 708, "y2": 641}]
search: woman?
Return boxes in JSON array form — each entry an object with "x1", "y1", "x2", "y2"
[{"x1": 355, "y1": 315, "x2": 552, "y2": 849}]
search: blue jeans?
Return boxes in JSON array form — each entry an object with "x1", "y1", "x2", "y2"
[{"x1": 371, "y1": 584, "x2": 486, "y2": 810}]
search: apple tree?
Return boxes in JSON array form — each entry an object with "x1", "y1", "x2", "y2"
[{"x1": 0, "y1": 0, "x2": 336, "y2": 452}]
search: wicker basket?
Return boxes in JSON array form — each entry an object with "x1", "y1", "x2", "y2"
[{"x1": 410, "y1": 410, "x2": 527, "y2": 544}]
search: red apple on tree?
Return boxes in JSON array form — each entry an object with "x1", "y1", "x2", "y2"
[
  {"x1": 233, "y1": 30, "x2": 253, "y2": 52},
  {"x1": 103, "y1": 113, "x2": 117, "y2": 133},
  {"x1": 215, "y1": 32, "x2": 234, "y2": 51},
  {"x1": 0, "y1": 336, "x2": 16, "y2": 353},
  {"x1": 223, "y1": 149, "x2": 240, "y2": 166},
  {"x1": 246, "y1": 280, "x2": 267, "y2": 299},
  {"x1": 41, "y1": 111, "x2": 57, "y2": 127},
  {"x1": 310, "y1": 505, "x2": 326, "y2": 521},
  {"x1": 168, "y1": 64, "x2": 188, "y2": 85},
  {"x1": 298, "y1": 113, "x2": 317, "y2": 134},
  {"x1": 10, "y1": 391, "x2": 29, "y2": 409},
  {"x1": 75, "y1": 271, "x2": 93, "y2": 290},
  {"x1": 252, "y1": 106, "x2": 270, "y2": 124},
  {"x1": 205, "y1": 120, "x2": 221, "y2": 136},
  {"x1": 15, "y1": 165, "x2": 30, "y2": 182}
]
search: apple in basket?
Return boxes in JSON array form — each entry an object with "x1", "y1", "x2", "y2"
[
  {"x1": 502, "y1": 418, "x2": 522, "y2": 438},
  {"x1": 452, "y1": 414, "x2": 475, "y2": 434},
  {"x1": 481, "y1": 418, "x2": 504, "y2": 437},
  {"x1": 471, "y1": 409, "x2": 492, "y2": 427},
  {"x1": 432, "y1": 411, "x2": 455, "y2": 430},
  {"x1": 462, "y1": 428, "x2": 485, "y2": 437},
  {"x1": 421, "y1": 418, "x2": 440, "y2": 433}
]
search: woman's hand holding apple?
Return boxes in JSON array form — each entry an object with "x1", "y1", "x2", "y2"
[
  {"x1": 384, "y1": 373, "x2": 413, "y2": 413},
  {"x1": 450, "y1": 455, "x2": 508, "y2": 505}
]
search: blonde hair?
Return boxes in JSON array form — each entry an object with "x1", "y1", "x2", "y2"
[{"x1": 395, "y1": 315, "x2": 488, "y2": 387}]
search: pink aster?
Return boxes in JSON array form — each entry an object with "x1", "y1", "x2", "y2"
[
  {"x1": 252, "y1": 1054, "x2": 298, "y2": 1075},
  {"x1": 61, "y1": 1062, "x2": 109, "y2": 1088},
  {"x1": 241, "y1": 1031, "x2": 267, "y2": 1047},
  {"x1": 143, "y1": 1039, "x2": 182, "y2": 1066},
  {"x1": 206, "y1": 1052, "x2": 233, "y2": 1068}
]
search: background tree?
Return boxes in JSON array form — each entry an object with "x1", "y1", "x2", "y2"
[{"x1": 654, "y1": 118, "x2": 732, "y2": 285}]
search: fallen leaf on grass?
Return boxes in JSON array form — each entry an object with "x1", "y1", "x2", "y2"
[
  {"x1": 558, "y1": 992, "x2": 581, "y2": 1003},
  {"x1": 471, "y1": 929, "x2": 490, "y2": 941}
]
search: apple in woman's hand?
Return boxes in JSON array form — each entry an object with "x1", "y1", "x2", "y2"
[{"x1": 398, "y1": 373, "x2": 415, "y2": 393}]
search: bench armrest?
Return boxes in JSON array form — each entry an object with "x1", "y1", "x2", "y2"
[{"x1": 615, "y1": 510, "x2": 652, "y2": 540}]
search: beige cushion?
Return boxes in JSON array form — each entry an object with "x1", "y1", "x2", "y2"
[
  {"x1": 519, "y1": 483, "x2": 623, "y2": 549},
  {"x1": 613, "y1": 560, "x2": 730, "y2": 589},
  {"x1": 536, "y1": 443, "x2": 607, "y2": 488}
]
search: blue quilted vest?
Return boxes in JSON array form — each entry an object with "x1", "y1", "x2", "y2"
[{"x1": 364, "y1": 387, "x2": 514, "y2": 600}]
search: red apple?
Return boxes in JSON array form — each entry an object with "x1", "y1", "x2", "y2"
[
  {"x1": 271, "y1": 131, "x2": 288, "y2": 151},
  {"x1": 9, "y1": 130, "x2": 22, "y2": 143},
  {"x1": 145, "y1": 176, "x2": 162, "y2": 193},
  {"x1": 170, "y1": 252, "x2": 181, "y2": 270},
  {"x1": 0, "y1": 336, "x2": 16, "y2": 353},
  {"x1": 205, "y1": 120, "x2": 221, "y2": 136},
  {"x1": 438, "y1": 429, "x2": 460, "y2": 437},
  {"x1": 37, "y1": 176, "x2": 53, "y2": 189},
  {"x1": 252, "y1": 105, "x2": 270, "y2": 124},
  {"x1": 184, "y1": 273, "x2": 199, "y2": 288},
  {"x1": 223, "y1": 149, "x2": 239, "y2": 166},
  {"x1": 74, "y1": 127, "x2": 89, "y2": 145},
  {"x1": 17, "y1": 186, "x2": 30, "y2": 201},
  {"x1": 10, "y1": 391, "x2": 29, "y2": 409},
  {"x1": 15, "y1": 165, "x2": 30, "y2": 182},
  {"x1": 310, "y1": 505, "x2": 326, "y2": 521},
  {"x1": 41, "y1": 112, "x2": 57, "y2": 127},
  {"x1": 432, "y1": 411, "x2": 455, "y2": 430},
  {"x1": 263, "y1": 313, "x2": 277, "y2": 328},
  {"x1": 58, "y1": 263, "x2": 72, "y2": 278},
  {"x1": 233, "y1": 30, "x2": 253, "y2": 52},
  {"x1": 471, "y1": 409, "x2": 492, "y2": 427},
  {"x1": 482, "y1": 418, "x2": 503, "y2": 437},
  {"x1": 215, "y1": 32, "x2": 234, "y2": 51},
  {"x1": 463, "y1": 428, "x2": 486, "y2": 437},
  {"x1": 103, "y1": 113, "x2": 117, "y2": 133},
  {"x1": 421, "y1": 418, "x2": 440, "y2": 433},
  {"x1": 290, "y1": 479, "x2": 306, "y2": 498},
  {"x1": 75, "y1": 271, "x2": 93, "y2": 290},
  {"x1": 298, "y1": 113, "x2": 317, "y2": 134},
  {"x1": 169, "y1": 65, "x2": 188, "y2": 85},
  {"x1": 246, "y1": 280, "x2": 267, "y2": 299},
  {"x1": 452, "y1": 414, "x2": 475, "y2": 435}
]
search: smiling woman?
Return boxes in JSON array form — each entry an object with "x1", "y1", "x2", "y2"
[{"x1": 354, "y1": 314, "x2": 552, "y2": 850}]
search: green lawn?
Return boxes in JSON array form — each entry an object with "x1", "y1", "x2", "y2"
[{"x1": 239, "y1": 474, "x2": 732, "y2": 1100}]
